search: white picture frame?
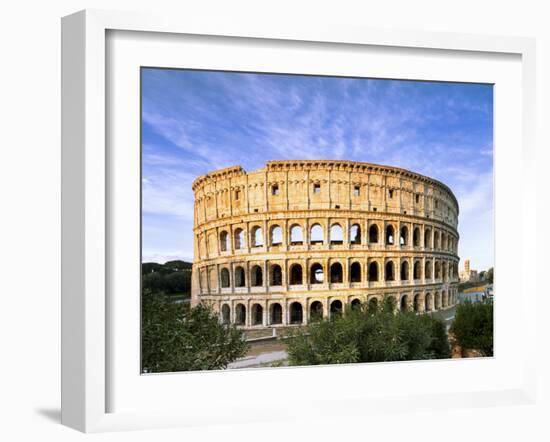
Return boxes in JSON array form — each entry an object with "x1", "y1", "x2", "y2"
[{"x1": 61, "y1": 9, "x2": 537, "y2": 433}]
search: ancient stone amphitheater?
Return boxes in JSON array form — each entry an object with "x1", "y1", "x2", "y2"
[{"x1": 191, "y1": 160, "x2": 459, "y2": 328}]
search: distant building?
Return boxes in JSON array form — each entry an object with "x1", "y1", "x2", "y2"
[{"x1": 459, "y1": 259, "x2": 479, "y2": 282}]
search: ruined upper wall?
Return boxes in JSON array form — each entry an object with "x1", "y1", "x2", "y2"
[{"x1": 192, "y1": 160, "x2": 459, "y2": 229}]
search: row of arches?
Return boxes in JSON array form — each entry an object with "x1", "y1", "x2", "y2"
[
  {"x1": 219, "y1": 290, "x2": 458, "y2": 326},
  {"x1": 203, "y1": 259, "x2": 459, "y2": 291},
  {"x1": 208, "y1": 222, "x2": 457, "y2": 255}
]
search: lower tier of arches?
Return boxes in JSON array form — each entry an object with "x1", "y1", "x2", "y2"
[{"x1": 198, "y1": 287, "x2": 459, "y2": 329}]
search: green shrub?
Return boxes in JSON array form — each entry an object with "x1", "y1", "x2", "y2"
[{"x1": 450, "y1": 301, "x2": 493, "y2": 356}]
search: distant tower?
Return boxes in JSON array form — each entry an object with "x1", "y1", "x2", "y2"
[{"x1": 464, "y1": 259, "x2": 470, "y2": 273}]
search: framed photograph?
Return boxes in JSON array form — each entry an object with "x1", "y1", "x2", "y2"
[{"x1": 61, "y1": 9, "x2": 537, "y2": 433}]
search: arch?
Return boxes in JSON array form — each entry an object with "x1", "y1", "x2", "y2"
[
  {"x1": 250, "y1": 265, "x2": 263, "y2": 287},
  {"x1": 400, "y1": 260, "x2": 409, "y2": 280},
  {"x1": 442, "y1": 262, "x2": 448, "y2": 280},
  {"x1": 219, "y1": 230, "x2": 229, "y2": 251},
  {"x1": 425, "y1": 260, "x2": 433, "y2": 279},
  {"x1": 208, "y1": 268, "x2": 218, "y2": 290},
  {"x1": 369, "y1": 224, "x2": 379, "y2": 243},
  {"x1": 330, "y1": 300, "x2": 343, "y2": 317},
  {"x1": 434, "y1": 230, "x2": 440, "y2": 249},
  {"x1": 441, "y1": 233, "x2": 447, "y2": 251},
  {"x1": 289, "y1": 302, "x2": 303, "y2": 324},
  {"x1": 235, "y1": 303, "x2": 246, "y2": 325},
  {"x1": 425, "y1": 293, "x2": 433, "y2": 312},
  {"x1": 385, "y1": 260, "x2": 395, "y2": 281},
  {"x1": 435, "y1": 292, "x2": 441, "y2": 310},
  {"x1": 413, "y1": 294, "x2": 421, "y2": 312},
  {"x1": 221, "y1": 304, "x2": 230, "y2": 324},
  {"x1": 289, "y1": 264, "x2": 303, "y2": 285},
  {"x1": 251, "y1": 226, "x2": 263, "y2": 247},
  {"x1": 351, "y1": 298, "x2": 362, "y2": 310},
  {"x1": 270, "y1": 303, "x2": 283, "y2": 324},
  {"x1": 310, "y1": 301, "x2": 323, "y2": 321},
  {"x1": 435, "y1": 261, "x2": 441, "y2": 279},
  {"x1": 234, "y1": 266, "x2": 246, "y2": 287},
  {"x1": 220, "y1": 268, "x2": 230, "y2": 288},
  {"x1": 270, "y1": 264, "x2": 282, "y2": 286},
  {"x1": 368, "y1": 297, "x2": 379, "y2": 312},
  {"x1": 270, "y1": 225, "x2": 282, "y2": 246},
  {"x1": 386, "y1": 225, "x2": 395, "y2": 245},
  {"x1": 400, "y1": 295, "x2": 409, "y2": 311},
  {"x1": 413, "y1": 227, "x2": 420, "y2": 247},
  {"x1": 290, "y1": 224, "x2": 303, "y2": 244},
  {"x1": 368, "y1": 261, "x2": 379, "y2": 281},
  {"x1": 350, "y1": 224, "x2": 361, "y2": 244},
  {"x1": 234, "y1": 228, "x2": 246, "y2": 250},
  {"x1": 310, "y1": 223, "x2": 324, "y2": 244},
  {"x1": 350, "y1": 261, "x2": 362, "y2": 282},
  {"x1": 424, "y1": 228, "x2": 432, "y2": 248},
  {"x1": 400, "y1": 226, "x2": 408, "y2": 246},
  {"x1": 310, "y1": 263, "x2": 324, "y2": 284},
  {"x1": 413, "y1": 260, "x2": 422, "y2": 280},
  {"x1": 251, "y1": 304, "x2": 263, "y2": 326},
  {"x1": 442, "y1": 291, "x2": 448, "y2": 308},
  {"x1": 330, "y1": 223, "x2": 344, "y2": 244},
  {"x1": 330, "y1": 262, "x2": 343, "y2": 283}
]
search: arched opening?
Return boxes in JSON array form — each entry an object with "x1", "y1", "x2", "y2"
[
  {"x1": 368, "y1": 261, "x2": 379, "y2": 281},
  {"x1": 270, "y1": 225, "x2": 282, "y2": 246},
  {"x1": 435, "y1": 293, "x2": 441, "y2": 310},
  {"x1": 330, "y1": 300, "x2": 343, "y2": 317},
  {"x1": 330, "y1": 262, "x2": 343, "y2": 283},
  {"x1": 369, "y1": 224, "x2": 379, "y2": 243},
  {"x1": 330, "y1": 223, "x2": 344, "y2": 244},
  {"x1": 220, "y1": 268, "x2": 230, "y2": 288},
  {"x1": 289, "y1": 302, "x2": 303, "y2": 324},
  {"x1": 310, "y1": 224, "x2": 324, "y2": 244},
  {"x1": 400, "y1": 226, "x2": 408, "y2": 246},
  {"x1": 310, "y1": 301, "x2": 323, "y2": 321},
  {"x1": 368, "y1": 297, "x2": 378, "y2": 312},
  {"x1": 425, "y1": 260, "x2": 432, "y2": 279},
  {"x1": 434, "y1": 231, "x2": 440, "y2": 249},
  {"x1": 251, "y1": 226, "x2": 263, "y2": 247},
  {"x1": 442, "y1": 291, "x2": 448, "y2": 308},
  {"x1": 385, "y1": 261, "x2": 395, "y2": 281},
  {"x1": 424, "y1": 228, "x2": 432, "y2": 248},
  {"x1": 270, "y1": 303, "x2": 282, "y2": 324},
  {"x1": 401, "y1": 260, "x2": 409, "y2": 280},
  {"x1": 289, "y1": 264, "x2": 303, "y2": 285},
  {"x1": 350, "y1": 224, "x2": 361, "y2": 244},
  {"x1": 310, "y1": 263, "x2": 324, "y2": 284},
  {"x1": 441, "y1": 233, "x2": 447, "y2": 251},
  {"x1": 234, "y1": 228, "x2": 246, "y2": 250},
  {"x1": 221, "y1": 304, "x2": 230, "y2": 324},
  {"x1": 250, "y1": 265, "x2": 263, "y2": 287},
  {"x1": 351, "y1": 298, "x2": 362, "y2": 310},
  {"x1": 413, "y1": 227, "x2": 420, "y2": 247},
  {"x1": 413, "y1": 294, "x2": 421, "y2": 312},
  {"x1": 270, "y1": 264, "x2": 282, "y2": 286},
  {"x1": 442, "y1": 262, "x2": 448, "y2": 281},
  {"x1": 251, "y1": 304, "x2": 263, "y2": 326},
  {"x1": 435, "y1": 261, "x2": 441, "y2": 279},
  {"x1": 350, "y1": 262, "x2": 361, "y2": 282},
  {"x1": 414, "y1": 261, "x2": 422, "y2": 280},
  {"x1": 386, "y1": 225, "x2": 395, "y2": 245},
  {"x1": 235, "y1": 303, "x2": 246, "y2": 325},
  {"x1": 219, "y1": 231, "x2": 229, "y2": 251},
  {"x1": 425, "y1": 293, "x2": 432, "y2": 312},
  {"x1": 400, "y1": 295, "x2": 409, "y2": 311},
  {"x1": 290, "y1": 224, "x2": 303, "y2": 244},
  {"x1": 234, "y1": 266, "x2": 245, "y2": 287}
]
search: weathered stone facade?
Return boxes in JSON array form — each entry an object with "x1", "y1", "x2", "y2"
[{"x1": 191, "y1": 160, "x2": 460, "y2": 328}]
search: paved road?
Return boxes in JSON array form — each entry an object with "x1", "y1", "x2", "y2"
[{"x1": 227, "y1": 350, "x2": 288, "y2": 369}]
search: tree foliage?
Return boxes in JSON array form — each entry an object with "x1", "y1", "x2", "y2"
[
  {"x1": 450, "y1": 301, "x2": 493, "y2": 356},
  {"x1": 287, "y1": 297, "x2": 450, "y2": 366},
  {"x1": 141, "y1": 290, "x2": 248, "y2": 372}
]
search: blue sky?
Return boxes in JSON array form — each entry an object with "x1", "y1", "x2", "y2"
[{"x1": 142, "y1": 68, "x2": 494, "y2": 272}]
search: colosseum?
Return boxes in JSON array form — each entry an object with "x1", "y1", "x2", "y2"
[{"x1": 191, "y1": 160, "x2": 460, "y2": 328}]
